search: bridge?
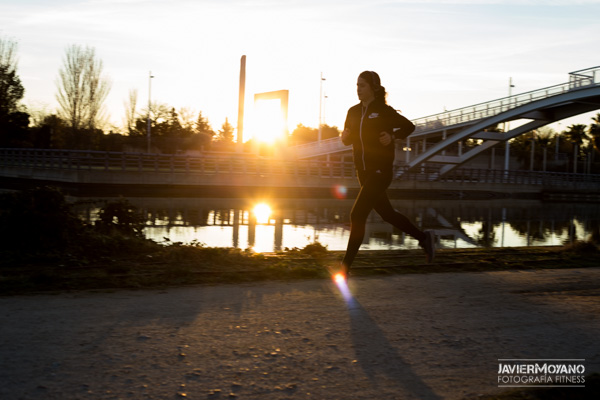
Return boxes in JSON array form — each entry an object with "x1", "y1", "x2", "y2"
[
  {"x1": 292, "y1": 66, "x2": 600, "y2": 179},
  {"x1": 1, "y1": 147, "x2": 599, "y2": 198},
  {"x1": 1, "y1": 67, "x2": 599, "y2": 197}
]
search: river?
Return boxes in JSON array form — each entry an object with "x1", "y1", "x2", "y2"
[{"x1": 73, "y1": 197, "x2": 600, "y2": 253}]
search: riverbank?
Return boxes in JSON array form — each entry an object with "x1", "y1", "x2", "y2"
[
  {"x1": 2, "y1": 186, "x2": 597, "y2": 298},
  {"x1": 1, "y1": 242, "x2": 599, "y2": 297}
]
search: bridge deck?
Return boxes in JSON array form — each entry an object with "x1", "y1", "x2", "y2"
[
  {"x1": 1, "y1": 149, "x2": 599, "y2": 197},
  {"x1": 292, "y1": 66, "x2": 600, "y2": 172}
]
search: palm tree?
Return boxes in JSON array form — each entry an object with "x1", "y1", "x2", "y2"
[
  {"x1": 589, "y1": 113, "x2": 600, "y2": 154},
  {"x1": 564, "y1": 124, "x2": 590, "y2": 173},
  {"x1": 535, "y1": 128, "x2": 554, "y2": 171},
  {"x1": 563, "y1": 123, "x2": 589, "y2": 148}
]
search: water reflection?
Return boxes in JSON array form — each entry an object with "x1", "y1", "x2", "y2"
[
  {"x1": 253, "y1": 203, "x2": 272, "y2": 224},
  {"x1": 73, "y1": 198, "x2": 600, "y2": 253}
]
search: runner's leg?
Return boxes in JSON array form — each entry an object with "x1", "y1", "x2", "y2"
[
  {"x1": 373, "y1": 194, "x2": 426, "y2": 244},
  {"x1": 342, "y1": 172, "x2": 389, "y2": 270}
]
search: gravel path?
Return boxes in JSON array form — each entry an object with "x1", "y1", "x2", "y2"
[{"x1": 1, "y1": 268, "x2": 599, "y2": 399}]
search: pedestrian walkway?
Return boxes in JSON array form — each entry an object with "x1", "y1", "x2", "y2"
[{"x1": 1, "y1": 268, "x2": 598, "y2": 399}]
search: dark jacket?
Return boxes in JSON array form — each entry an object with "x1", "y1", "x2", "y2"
[{"x1": 342, "y1": 99, "x2": 415, "y2": 173}]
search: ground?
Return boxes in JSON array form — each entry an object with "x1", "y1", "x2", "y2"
[{"x1": 1, "y1": 267, "x2": 599, "y2": 399}]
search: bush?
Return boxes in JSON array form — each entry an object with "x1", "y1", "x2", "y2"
[
  {"x1": 564, "y1": 240, "x2": 599, "y2": 254},
  {"x1": 0, "y1": 186, "x2": 83, "y2": 254},
  {"x1": 94, "y1": 198, "x2": 145, "y2": 237},
  {"x1": 0, "y1": 188, "x2": 155, "y2": 261}
]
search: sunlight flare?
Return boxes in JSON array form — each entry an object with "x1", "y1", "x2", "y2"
[
  {"x1": 334, "y1": 272, "x2": 353, "y2": 303},
  {"x1": 334, "y1": 273, "x2": 346, "y2": 284},
  {"x1": 252, "y1": 203, "x2": 272, "y2": 224},
  {"x1": 251, "y1": 99, "x2": 286, "y2": 144}
]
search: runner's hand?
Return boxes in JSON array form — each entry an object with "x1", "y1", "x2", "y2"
[
  {"x1": 379, "y1": 131, "x2": 392, "y2": 146},
  {"x1": 341, "y1": 128, "x2": 351, "y2": 142}
]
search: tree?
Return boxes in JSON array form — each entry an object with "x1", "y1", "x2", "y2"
[
  {"x1": 211, "y1": 118, "x2": 235, "y2": 152},
  {"x1": 165, "y1": 107, "x2": 182, "y2": 137},
  {"x1": 178, "y1": 107, "x2": 196, "y2": 137},
  {"x1": 290, "y1": 124, "x2": 315, "y2": 145},
  {"x1": 216, "y1": 118, "x2": 234, "y2": 143},
  {"x1": 134, "y1": 101, "x2": 169, "y2": 136},
  {"x1": 321, "y1": 124, "x2": 341, "y2": 141},
  {"x1": 30, "y1": 114, "x2": 67, "y2": 149},
  {"x1": 510, "y1": 132, "x2": 534, "y2": 166},
  {"x1": 0, "y1": 36, "x2": 29, "y2": 147},
  {"x1": 290, "y1": 123, "x2": 340, "y2": 145},
  {"x1": 563, "y1": 123, "x2": 589, "y2": 148},
  {"x1": 192, "y1": 111, "x2": 214, "y2": 151},
  {"x1": 561, "y1": 123, "x2": 590, "y2": 172},
  {"x1": 123, "y1": 88, "x2": 138, "y2": 135},
  {"x1": 195, "y1": 111, "x2": 214, "y2": 138},
  {"x1": 56, "y1": 45, "x2": 111, "y2": 131},
  {"x1": 589, "y1": 113, "x2": 600, "y2": 154},
  {"x1": 0, "y1": 37, "x2": 24, "y2": 116},
  {"x1": 535, "y1": 127, "x2": 554, "y2": 151}
]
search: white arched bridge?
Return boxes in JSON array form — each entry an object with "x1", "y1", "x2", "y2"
[{"x1": 293, "y1": 66, "x2": 600, "y2": 179}]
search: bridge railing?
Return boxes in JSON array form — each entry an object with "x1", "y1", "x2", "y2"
[
  {"x1": 410, "y1": 66, "x2": 600, "y2": 135},
  {"x1": 0, "y1": 148, "x2": 358, "y2": 180},
  {"x1": 2, "y1": 148, "x2": 599, "y2": 189},
  {"x1": 292, "y1": 137, "x2": 348, "y2": 159},
  {"x1": 396, "y1": 164, "x2": 600, "y2": 187}
]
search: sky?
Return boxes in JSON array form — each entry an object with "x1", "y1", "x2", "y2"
[{"x1": 1, "y1": 0, "x2": 600, "y2": 142}]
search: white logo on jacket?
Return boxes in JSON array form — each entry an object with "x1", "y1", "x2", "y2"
[{"x1": 368, "y1": 113, "x2": 379, "y2": 119}]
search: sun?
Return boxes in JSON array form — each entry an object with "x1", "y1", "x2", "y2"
[
  {"x1": 252, "y1": 203, "x2": 272, "y2": 224},
  {"x1": 250, "y1": 99, "x2": 286, "y2": 144}
]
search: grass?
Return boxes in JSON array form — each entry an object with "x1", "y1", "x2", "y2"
[{"x1": 1, "y1": 239, "x2": 599, "y2": 296}]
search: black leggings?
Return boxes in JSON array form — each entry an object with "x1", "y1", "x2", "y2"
[{"x1": 342, "y1": 170, "x2": 426, "y2": 269}]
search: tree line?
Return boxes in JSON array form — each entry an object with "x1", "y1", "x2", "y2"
[
  {"x1": 0, "y1": 37, "x2": 341, "y2": 154},
  {"x1": 458, "y1": 118, "x2": 600, "y2": 173},
  {"x1": 2, "y1": 36, "x2": 599, "y2": 163},
  {"x1": 506, "y1": 119, "x2": 600, "y2": 173}
]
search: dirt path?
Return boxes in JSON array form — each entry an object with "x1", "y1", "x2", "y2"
[{"x1": 1, "y1": 268, "x2": 599, "y2": 399}]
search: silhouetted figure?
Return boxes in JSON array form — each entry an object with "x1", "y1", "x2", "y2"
[{"x1": 339, "y1": 71, "x2": 435, "y2": 277}]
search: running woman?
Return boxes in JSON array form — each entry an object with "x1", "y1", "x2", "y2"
[{"x1": 339, "y1": 71, "x2": 435, "y2": 278}]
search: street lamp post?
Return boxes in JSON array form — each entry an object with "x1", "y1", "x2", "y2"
[
  {"x1": 504, "y1": 77, "x2": 515, "y2": 173},
  {"x1": 555, "y1": 131, "x2": 560, "y2": 161},
  {"x1": 318, "y1": 72, "x2": 325, "y2": 145},
  {"x1": 530, "y1": 134, "x2": 535, "y2": 171},
  {"x1": 573, "y1": 142, "x2": 578, "y2": 174},
  {"x1": 147, "y1": 71, "x2": 154, "y2": 153}
]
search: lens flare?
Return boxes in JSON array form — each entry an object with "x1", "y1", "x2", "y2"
[
  {"x1": 331, "y1": 185, "x2": 348, "y2": 199},
  {"x1": 333, "y1": 272, "x2": 353, "y2": 303},
  {"x1": 334, "y1": 273, "x2": 346, "y2": 284}
]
